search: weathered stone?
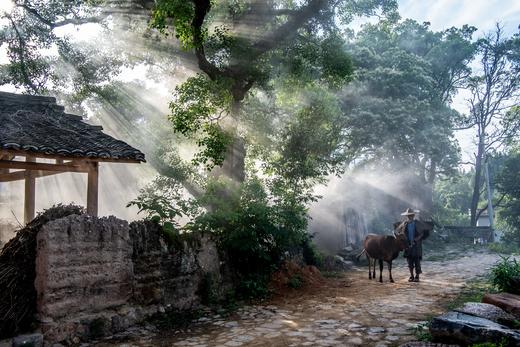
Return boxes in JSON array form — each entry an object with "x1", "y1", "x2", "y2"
[
  {"x1": 12, "y1": 333, "x2": 43, "y2": 347},
  {"x1": 368, "y1": 327, "x2": 386, "y2": 334},
  {"x1": 430, "y1": 311, "x2": 520, "y2": 346},
  {"x1": 482, "y1": 292, "x2": 520, "y2": 318},
  {"x1": 35, "y1": 215, "x2": 133, "y2": 321},
  {"x1": 33, "y1": 216, "x2": 227, "y2": 344},
  {"x1": 454, "y1": 302, "x2": 516, "y2": 326}
]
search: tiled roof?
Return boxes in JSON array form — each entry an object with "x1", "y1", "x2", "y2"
[{"x1": 0, "y1": 92, "x2": 145, "y2": 162}]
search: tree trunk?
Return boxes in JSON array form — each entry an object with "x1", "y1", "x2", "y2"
[
  {"x1": 470, "y1": 137, "x2": 485, "y2": 226},
  {"x1": 219, "y1": 136, "x2": 246, "y2": 182}
]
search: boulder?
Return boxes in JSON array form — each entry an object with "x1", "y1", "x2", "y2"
[
  {"x1": 430, "y1": 311, "x2": 520, "y2": 347},
  {"x1": 453, "y1": 302, "x2": 517, "y2": 327},
  {"x1": 482, "y1": 292, "x2": 520, "y2": 318}
]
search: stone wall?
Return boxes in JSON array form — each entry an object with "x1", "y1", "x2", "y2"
[{"x1": 34, "y1": 215, "x2": 229, "y2": 343}]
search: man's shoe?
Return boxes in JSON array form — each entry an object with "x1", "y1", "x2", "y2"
[
  {"x1": 408, "y1": 276, "x2": 415, "y2": 282},
  {"x1": 413, "y1": 275, "x2": 420, "y2": 282}
]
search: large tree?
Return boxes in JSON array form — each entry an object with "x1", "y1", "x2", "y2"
[
  {"x1": 340, "y1": 20, "x2": 475, "y2": 216},
  {"x1": 460, "y1": 25, "x2": 520, "y2": 226},
  {"x1": 0, "y1": 0, "x2": 398, "y2": 195}
]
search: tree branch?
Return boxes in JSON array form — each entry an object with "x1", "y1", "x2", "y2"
[
  {"x1": 16, "y1": 3, "x2": 104, "y2": 28},
  {"x1": 6, "y1": 14, "x2": 39, "y2": 93}
]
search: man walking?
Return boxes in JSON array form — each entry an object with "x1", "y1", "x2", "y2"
[{"x1": 396, "y1": 208, "x2": 425, "y2": 282}]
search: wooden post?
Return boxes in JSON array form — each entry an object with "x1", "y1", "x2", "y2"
[
  {"x1": 87, "y1": 162, "x2": 99, "y2": 216},
  {"x1": 24, "y1": 156, "x2": 36, "y2": 224}
]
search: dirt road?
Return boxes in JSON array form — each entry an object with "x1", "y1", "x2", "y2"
[{"x1": 101, "y1": 250, "x2": 501, "y2": 347}]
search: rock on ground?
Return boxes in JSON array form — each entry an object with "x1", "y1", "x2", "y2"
[
  {"x1": 453, "y1": 302, "x2": 517, "y2": 327},
  {"x1": 430, "y1": 311, "x2": 520, "y2": 347},
  {"x1": 482, "y1": 292, "x2": 520, "y2": 318}
]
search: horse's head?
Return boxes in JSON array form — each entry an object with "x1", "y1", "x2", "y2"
[{"x1": 394, "y1": 230, "x2": 408, "y2": 251}]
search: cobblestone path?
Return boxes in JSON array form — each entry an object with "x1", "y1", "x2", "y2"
[{"x1": 105, "y1": 251, "x2": 501, "y2": 347}]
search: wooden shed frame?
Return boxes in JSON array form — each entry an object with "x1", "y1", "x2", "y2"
[
  {"x1": 0, "y1": 92, "x2": 145, "y2": 224},
  {"x1": 0, "y1": 149, "x2": 141, "y2": 223}
]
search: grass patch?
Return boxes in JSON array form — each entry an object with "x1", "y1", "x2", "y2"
[
  {"x1": 412, "y1": 318, "x2": 433, "y2": 342},
  {"x1": 444, "y1": 278, "x2": 495, "y2": 311},
  {"x1": 488, "y1": 242, "x2": 520, "y2": 255},
  {"x1": 470, "y1": 337, "x2": 509, "y2": 347},
  {"x1": 489, "y1": 256, "x2": 520, "y2": 295}
]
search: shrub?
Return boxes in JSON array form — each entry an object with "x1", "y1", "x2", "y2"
[
  {"x1": 288, "y1": 275, "x2": 303, "y2": 289},
  {"x1": 489, "y1": 256, "x2": 520, "y2": 294},
  {"x1": 302, "y1": 237, "x2": 323, "y2": 267},
  {"x1": 191, "y1": 178, "x2": 310, "y2": 299}
]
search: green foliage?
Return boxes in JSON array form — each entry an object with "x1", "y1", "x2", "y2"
[
  {"x1": 489, "y1": 256, "x2": 520, "y2": 295},
  {"x1": 288, "y1": 275, "x2": 304, "y2": 289},
  {"x1": 413, "y1": 321, "x2": 432, "y2": 342},
  {"x1": 470, "y1": 338, "x2": 508, "y2": 347},
  {"x1": 487, "y1": 242, "x2": 520, "y2": 255},
  {"x1": 168, "y1": 74, "x2": 234, "y2": 168},
  {"x1": 127, "y1": 176, "x2": 201, "y2": 234},
  {"x1": 445, "y1": 278, "x2": 493, "y2": 311},
  {"x1": 496, "y1": 149, "x2": 520, "y2": 245},
  {"x1": 301, "y1": 238, "x2": 323, "y2": 267},
  {"x1": 433, "y1": 172, "x2": 473, "y2": 225},
  {"x1": 190, "y1": 177, "x2": 310, "y2": 298},
  {"x1": 151, "y1": 0, "x2": 197, "y2": 48},
  {"x1": 343, "y1": 20, "x2": 473, "y2": 182}
]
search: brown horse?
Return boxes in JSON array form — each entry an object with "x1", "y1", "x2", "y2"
[{"x1": 357, "y1": 232, "x2": 408, "y2": 283}]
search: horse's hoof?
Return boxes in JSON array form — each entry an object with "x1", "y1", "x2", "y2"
[
  {"x1": 390, "y1": 279, "x2": 394, "y2": 283},
  {"x1": 379, "y1": 279, "x2": 383, "y2": 283}
]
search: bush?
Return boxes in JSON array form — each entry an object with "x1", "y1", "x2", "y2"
[
  {"x1": 301, "y1": 237, "x2": 322, "y2": 267},
  {"x1": 130, "y1": 175, "x2": 313, "y2": 300},
  {"x1": 489, "y1": 256, "x2": 520, "y2": 294},
  {"x1": 288, "y1": 275, "x2": 303, "y2": 289},
  {"x1": 488, "y1": 242, "x2": 520, "y2": 255},
  {"x1": 192, "y1": 178, "x2": 310, "y2": 299}
]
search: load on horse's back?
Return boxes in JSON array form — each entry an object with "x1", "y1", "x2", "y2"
[{"x1": 393, "y1": 220, "x2": 434, "y2": 241}]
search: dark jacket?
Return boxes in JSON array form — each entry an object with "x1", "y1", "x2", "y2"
[{"x1": 395, "y1": 220, "x2": 428, "y2": 259}]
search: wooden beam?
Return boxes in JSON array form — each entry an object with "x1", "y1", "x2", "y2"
[
  {"x1": 0, "y1": 159, "x2": 90, "y2": 173},
  {"x1": 0, "y1": 149, "x2": 142, "y2": 164},
  {"x1": 87, "y1": 162, "x2": 99, "y2": 216},
  {"x1": 24, "y1": 156, "x2": 36, "y2": 224},
  {"x1": 0, "y1": 170, "x2": 64, "y2": 183},
  {"x1": 0, "y1": 154, "x2": 14, "y2": 174}
]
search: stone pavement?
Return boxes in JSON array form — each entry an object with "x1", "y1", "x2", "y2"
[{"x1": 97, "y1": 251, "x2": 502, "y2": 347}]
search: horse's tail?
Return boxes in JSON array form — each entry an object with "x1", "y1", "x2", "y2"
[{"x1": 356, "y1": 248, "x2": 366, "y2": 261}]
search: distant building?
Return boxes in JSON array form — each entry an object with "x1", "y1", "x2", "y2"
[{"x1": 476, "y1": 210, "x2": 492, "y2": 227}]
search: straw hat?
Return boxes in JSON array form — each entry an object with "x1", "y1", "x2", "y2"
[{"x1": 401, "y1": 208, "x2": 419, "y2": 216}]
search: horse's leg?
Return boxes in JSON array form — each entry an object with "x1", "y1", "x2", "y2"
[
  {"x1": 379, "y1": 259, "x2": 383, "y2": 283},
  {"x1": 388, "y1": 261, "x2": 394, "y2": 283},
  {"x1": 372, "y1": 257, "x2": 376, "y2": 279},
  {"x1": 367, "y1": 254, "x2": 372, "y2": 279}
]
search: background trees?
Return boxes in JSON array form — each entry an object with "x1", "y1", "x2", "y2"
[
  {"x1": 340, "y1": 20, "x2": 475, "y2": 217},
  {"x1": 0, "y1": 1, "x2": 519, "y2": 257},
  {"x1": 460, "y1": 25, "x2": 520, "y2": 226}
]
